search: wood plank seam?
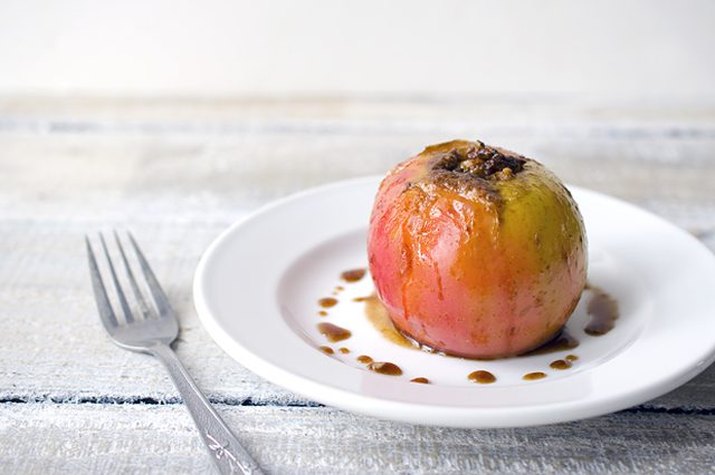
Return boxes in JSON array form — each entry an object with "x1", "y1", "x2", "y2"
[
  {"x1": 2, "y1": 118, "x2": 715, "y2": 140},
  {"x1": 1, "y1": 396, "x2": 713, "y2": 417}
]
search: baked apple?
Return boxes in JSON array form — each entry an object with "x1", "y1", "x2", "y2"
[{"x1": 367, "y1": 140, "x2": 587, "y2": 359}]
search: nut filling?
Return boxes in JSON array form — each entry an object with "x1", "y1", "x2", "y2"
[{"x1": 433, "y1": 141, "x2": 526, "y2": 180}]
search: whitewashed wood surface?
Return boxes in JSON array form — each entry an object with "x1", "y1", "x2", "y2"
[{"x1": 0, "y1": 97, "x2": 714, "y2": 473}]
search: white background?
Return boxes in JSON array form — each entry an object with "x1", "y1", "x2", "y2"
[{"x1": 0, "y1": 0, "x2": 713, "y2": 99}]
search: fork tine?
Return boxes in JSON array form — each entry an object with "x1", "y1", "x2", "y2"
[
  {"x1": 85, "y1": 236, "x2": 119, "y2": 329},
  {"x1": 99, "y1": 233, "x2": 134, "y2": 324},
  {"x1": 114, "y1": 230, "x2": 154, "y2": 319},
  {"x1": 127, "y1": 231, "x2": 174, "y2": 318}
]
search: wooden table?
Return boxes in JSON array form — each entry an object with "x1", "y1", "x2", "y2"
[{"x1": 1, "y1": 97, "x2": 713, "y2": 473}]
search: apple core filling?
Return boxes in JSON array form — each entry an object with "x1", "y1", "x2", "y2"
[{"x1": 432, "y1": 141, "x2": 526, "y2": 181}]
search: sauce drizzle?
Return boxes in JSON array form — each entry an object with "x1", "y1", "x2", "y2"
[
  {"x1": 367, "y1": 361, "x2": 403, "y2": 376},
  {"x1": 341, "y1": 268, "x2": 367, "y2": 283},
  {"x1": 363, "y1": 295, "x2": 414, "y2": 348},
  {"x1": 468, "y1": 370, "x2": 496, "y2": 384},
  {"x1": 317, "y1": 322, "x2": 352, "y2": 342},
  {"x1": 318, "y1": 297, "x2": 338, "y2": 308},
  {"x1": 549, "y1": 359, "x2": 572, "y2": 370},
  {"x1": 520, "y1": 329, "x2": 580, "y2": 356}
]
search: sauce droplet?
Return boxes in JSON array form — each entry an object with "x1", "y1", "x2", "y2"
[
  {"x1": 357, "y1": 355, "x2": 373, "y2": 364},
  {"x1": 318, "y1": 310, "x2": 328, "y2": 317},
  {"x1": 353, "y1": 296, "x2": 370, "y2": 303},
  {"x1": 318, "y1": 297, "x2": 338, "y2": 308},
  {"x1": 523, "y1": 372, "x2": 547, "y2": 381},
  {"x1": 341, "y1": 268, "x2": 366, "y2": 283},
  {"x1": 335, "y1": 286, "x2": 344, "y2": 292},
  {"x1": 520, "y1": 329, "x2": 579, "y2": 356},
  {"x1": 550, "y1": 359, "x2": 572, "y2": 370},
  {"x1": 338, "y1": 347, "x2": 350, "y2": 354},
  {"x1": 319, "y1": 346, "x2": 334, "y2": 355},
  {"x1": 317, "y1": 322, "x2": 352, "y2": 342},
  {"x1": 410, "y1": 377, "x2": 430, "y2": 384},
  {"x1": 468, "y1": 370, "x2": 496, "y2": 384},
  {"x1": 565, "y1": 354, "x2": 579, "y2": 361},
  {"x1": 585, "y1": 286, "x2": 619, "y2": 336},
  {"x1": 367, "y1": 361, "x2": 402, "y2": 376}
]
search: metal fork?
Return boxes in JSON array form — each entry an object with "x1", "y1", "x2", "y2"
[{"x1": 86, "y1": 231, "x2": 263, "y2": 474}]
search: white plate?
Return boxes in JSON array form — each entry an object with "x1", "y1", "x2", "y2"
[{"x1": 194, "y1": 176, "x2": 715, "y2": 428}]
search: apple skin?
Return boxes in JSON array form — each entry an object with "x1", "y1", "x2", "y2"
[{"x1": 367, "y1": 140, "x2": 587, "y2": 359}]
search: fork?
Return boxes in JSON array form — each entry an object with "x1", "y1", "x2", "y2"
[{"x1": 86, "y1": 231, "x2": 264, "y2": 474}]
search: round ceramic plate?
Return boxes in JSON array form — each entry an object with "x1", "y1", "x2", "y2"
[{"x1": 194, "y1": 176, "x2": 715, "y2": 428}]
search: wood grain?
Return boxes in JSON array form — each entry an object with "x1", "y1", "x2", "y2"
[
  {"x1": 0, "y1": 97, "x2": 713, "y2": 473},
  {"x1": 1, "y1": 404, "x2": 714, "y2": 474}
]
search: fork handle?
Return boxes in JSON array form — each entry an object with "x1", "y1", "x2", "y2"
[{"x1": 150, "y1": 343, "x2": 264, "y2": 474}]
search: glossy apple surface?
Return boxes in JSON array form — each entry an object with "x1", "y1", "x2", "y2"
[{"x1": 367, "y1": 140, "x2": 587, "y2": 359}]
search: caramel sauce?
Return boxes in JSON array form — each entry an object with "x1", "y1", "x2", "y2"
[
  {"x1": 319, "y1": 346, "x2": 334, "y2": 355},
  {"x1": 367, "y1": 361, "x2": 403, "y2": 376},
  {"x1": 363, "y1": 294, "x2": 585, "y2": 363},
  {"x1": 318, "y1": 310, "x2": 328, "y2": 317},
  {"x1": 331, "y1": 280, "x2": 615, "y2": 385},
  {"x1": 335, "y1": 285, "x2": 344, "y2": 292},
  {"x1": 317, "y1": 322, "x2": 352, "y2": 342},
  {"x1": 318, "y1": 297, "x2": 338, "y2": 308},
  {"x1": 363, "y1": 294, "x2": 414, "y2": 348},
  {"x1": 549, "y1": 359, "x2": 572, "y2": 370},
  {"x1": 520, "y1": 329, "x2": 580, "y2": 356},
  {"x1": 468, "y1": 370, "x2": 497, "y2": 384},
  {"x1": 585, "y1": 286, "x2": 619, "y2": 336},
  {"x1": 341, "y1": 268, "x2": 367, "y2": 283}
]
